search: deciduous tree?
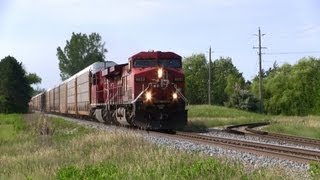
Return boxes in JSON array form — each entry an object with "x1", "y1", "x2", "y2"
[
  {"x1": 183, "y1": 54, "x2": 208, "y2": 104},
  {"x1": 210, "y1": 57, "x2": 244, "y2": 105},
  {"x1": 57, "y1": 32, "x2": 107, "y2": 80},
  {"x1": 251, "y1": 57, "x2": 320, "y2": 115}
]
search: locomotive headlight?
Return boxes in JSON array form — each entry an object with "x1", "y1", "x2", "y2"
[
  {"x1": 146, "y1": 91, "x2": 152, "y2": 101},
  {"x1": 157, "y1": 68, "x2": 163, "y2": 78},
  {"x1": 172, "y1": 92, "x2": 178, "y2": 100}
]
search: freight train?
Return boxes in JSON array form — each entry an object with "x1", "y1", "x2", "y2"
[{"x1": 29, "y1": 51, "x2": 188, "y2": 130}]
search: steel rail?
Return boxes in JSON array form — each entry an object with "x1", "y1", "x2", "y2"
[
  {"x1": 173, "y1": 131, "x2": 320, "y2": 163},
  {"x1": 225, "y1": 122, "x2": 320, "y2": 148}
]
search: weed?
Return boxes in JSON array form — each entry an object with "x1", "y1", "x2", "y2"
[{"x1": 309, "y1": 161, "x2": 320, "y2": 179}]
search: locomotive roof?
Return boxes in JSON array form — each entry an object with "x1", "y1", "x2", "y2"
[{"x1": 129, "y1": 51, "x2": 181, "y2": 60}]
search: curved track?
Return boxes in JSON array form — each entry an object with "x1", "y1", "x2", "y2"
[{"x1": 225, "y1": 122, "x2": 320, "y2": 148}]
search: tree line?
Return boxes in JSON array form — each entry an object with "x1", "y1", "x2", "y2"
[
  {"x1": 184, "y1": 54, "x2": 320, "y2": 115},
  {"x1": 1, "y1": 31, "x2": 319, "y2": 116},
  {"x1": 251, "y1": 57, "x2": 320, "y2": 115},
  {"x1": 183, "y1": 54, "x2": 258, "y2": 111}
]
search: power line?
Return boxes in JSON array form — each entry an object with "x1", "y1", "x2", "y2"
[
  {"x1": 265, "y1": 51, "x2": 320, "y2": 55},
  {"x1": 275, "y1": 25, "x2": 320, "y2": 39}
]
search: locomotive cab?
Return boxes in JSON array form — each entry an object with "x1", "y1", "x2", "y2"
[{"x1": 130, "y1": 51, "x2": 188, "y2": 130}]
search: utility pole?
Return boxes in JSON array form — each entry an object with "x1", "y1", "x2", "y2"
[
  {"x1": 253, "y1": 27, "x2": 267, "y2": 113},
  {"x1": 208, "y1": 47, "x2": 212, "y2": 105}
]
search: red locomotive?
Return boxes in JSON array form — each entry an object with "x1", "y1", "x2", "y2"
[{"x1": 30, "y1": 51, "x2": 188, "y2": 130}]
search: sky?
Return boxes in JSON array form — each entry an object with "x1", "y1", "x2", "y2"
[{"x1": 1, "y1": 0, "x2": 319, "y2": 89}]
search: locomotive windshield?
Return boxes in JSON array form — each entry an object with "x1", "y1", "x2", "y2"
[
  {"x1": 133, "y1": 60, "x2": 157, "y2": 68},
  {"x1": 158, "y1": 59, "x2": 181, "y2": 68},
  {"x1": 133, "y1": 59, "x2": 181, "y2": 68}
]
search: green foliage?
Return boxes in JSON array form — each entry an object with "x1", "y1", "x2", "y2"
[
  {"x1": 225, "y1": 74, "x2": 243, "y2": 98},
  {"x1": 226, "y1": 88, "x2": 259, "y2": 112},
  {"x1": 309, "y1": 161, "x2": 320, "y2": 179},
  {"x1": 31, "y1": 87, "x2": 45, "y2": 96},
  {"x1": 211, "y1": 57, "x2": 244, "y2": 105},
  {"x1": 252, "y1": 57, "x2": 320, "y2": 115},
  {"x1": 182, "y1": 55, "x2": 244, "y2": 106},
  {"x1": 26, "y1": 73, "x2": 42, "y2": 85},
  {"x1": 0, "y1": 56, "x2": 32, "y2": 113},
  {"x1": 26, "y1": 73, "x2": 43, "y2": 96},
  {"x1": 224, "y1": 74, "x2": 258, "y2": 111},
  {"x1": 57, "y1": 32, "x2": 107, "y2": 80},
  {"x1": 183, "y1": 54, "x2": 208, "y2": 104}
]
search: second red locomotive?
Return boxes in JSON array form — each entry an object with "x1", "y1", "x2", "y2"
[{"x1": 30, "y1": 51, "x2": 188, "y2": 130}]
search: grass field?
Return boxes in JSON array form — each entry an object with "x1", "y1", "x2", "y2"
[
  {"x1": 0, "y1": 113, "x2": 299, "y2": 179},
  {"x1": 187, "y1": 105, "x2": 320, "y2": 139},
  {"x1": 0, "y1": 114, "x2": 26, "y2": 143}
]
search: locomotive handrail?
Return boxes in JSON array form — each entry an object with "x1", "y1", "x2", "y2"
[
  {"x1": 173, "y1": 83, "x2": 188, "y2": 104},
  {"x1": 105, "y1": 87, "x2": 120, "y2": 104},
  {"x1": 131, "y1": 83, "x2": 152, "y2": 103}
]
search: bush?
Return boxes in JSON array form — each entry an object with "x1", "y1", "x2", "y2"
[{"x1": 226, "y1": 89, "x2": 259, "y2": 112}]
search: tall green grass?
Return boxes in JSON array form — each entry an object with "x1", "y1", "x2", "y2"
[
  {"x1": 0, "y1": 114, "x2": 26, "y2": 143},
  {"x1": 264, "y1": 116, "x2": 320, "y2": 139},
  {"x1": 0, "y1": 113, "x2": 295, "y2": 179},
  {"x1": 56, "y1": 158, "x2": 266, "y2": 180},
  {"x1": 188, "y1": 105, "x2": 263, "y2": 118},
  {"x1": 187, "y1": 105, "x2": 270, "y2": 128},
  {"x1": 187, "y1": 105, "x2": 320, "y2": 139}
]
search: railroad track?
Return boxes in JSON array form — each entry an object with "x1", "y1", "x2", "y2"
[
  {"x1": 225, "y1": 122, "x2": 320, "y2": 148},
  {"x1": 245, "y1": 128, "x2": 320, "y2": 148},
  {"x1": 171, "y1": 131, "x2": 320, "y2": 163},
  {"x1": 45, "y1": 114, "x2": 320, "y2": 163}
]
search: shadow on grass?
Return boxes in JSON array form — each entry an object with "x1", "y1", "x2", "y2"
[{"x1": 182, "y1": 121, "x2": 209, "y2": 133}]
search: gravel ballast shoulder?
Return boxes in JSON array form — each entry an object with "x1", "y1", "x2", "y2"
[{"x1": 51, "y1": 115, "x2": 310, "y2": 179}]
